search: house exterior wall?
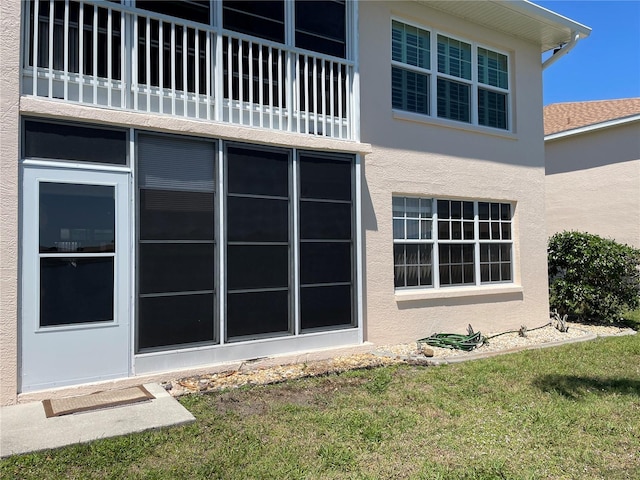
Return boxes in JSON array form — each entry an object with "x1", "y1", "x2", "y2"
[
  {"x1": 0, "y1": 0, "x2": 558, "y2": 404},
  {"x1": 0, "y1": 0, "x2": 22, "y2": 406},
  {"x1": 545, "y1": 122, "x2": 640, "y2": 248},
  {"x1": 359, "y1": 1, "x2": 550, "y2": 345}
]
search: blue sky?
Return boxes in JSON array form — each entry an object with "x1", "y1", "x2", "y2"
[{"x1": 535, "y1": 0, "x2": 640, "y2": 105}]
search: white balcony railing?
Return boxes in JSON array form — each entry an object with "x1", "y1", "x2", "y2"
[{"x1": 21, "y1": 0, "x2": 355, "y2": 140}]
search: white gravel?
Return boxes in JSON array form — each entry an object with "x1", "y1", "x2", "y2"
[{"x1": 374, "y1": 322, "x2": 636, "y2": 359}]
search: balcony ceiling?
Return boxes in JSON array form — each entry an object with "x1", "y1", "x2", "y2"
[{"x1": 417, "y1": 0, "x2": 591, "y2": 52}]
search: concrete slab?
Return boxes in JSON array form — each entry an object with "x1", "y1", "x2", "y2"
[{"x1": 0, "y1": 383, "x2": 195, "y2": 458}]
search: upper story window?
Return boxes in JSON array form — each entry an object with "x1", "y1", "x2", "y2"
[
  {"x1": 136, "y1": 1, "x2": 347, "y2": 59},
  {"x1": 393, "y1": 196, "x2": 514, "y2": 289},
  {"x1": 392, "y1": 20, "x2": 510, "y2": 131}
]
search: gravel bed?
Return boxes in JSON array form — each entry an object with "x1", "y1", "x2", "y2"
[{"x1": 164, "y1": 322, "x2": 635, "y2": 397}]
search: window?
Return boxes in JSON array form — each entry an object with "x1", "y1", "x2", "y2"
[
  {"x1": 391, "y1": 20, "x2": 510, "y2": 130},
  {"x1": 393, "y1": 196, "x2": 513, "y2": 289}
]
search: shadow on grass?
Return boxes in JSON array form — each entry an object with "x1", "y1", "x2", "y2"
[{"x1": 533, "y1": 375, "x2": 640, "y2": 399}]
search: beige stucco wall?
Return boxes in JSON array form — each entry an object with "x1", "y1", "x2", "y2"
[
  {"x1": 359, "y1": 1, "x2": 550, "y2": 344},
  {"x1": 545, "y1": 121, "x2": 640, "y2": 248},
  {"x1": 0, "y1": 0, "x2": 21, "y2": 406}
]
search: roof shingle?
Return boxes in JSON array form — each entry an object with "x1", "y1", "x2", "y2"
[{"x1": 543, "y1": 98, "x2": 640, "y2": 136}]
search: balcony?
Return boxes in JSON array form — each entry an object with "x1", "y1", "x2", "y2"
[{"x1": 21, "y1": 0, "x2": 356, "y2": 140}]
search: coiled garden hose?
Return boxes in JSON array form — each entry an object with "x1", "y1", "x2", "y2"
[{"x1": 417, "y1": 322, "x2": 553, "y2": 351}]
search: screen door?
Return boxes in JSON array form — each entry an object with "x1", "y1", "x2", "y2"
[{"x1": 21, "y1": 166, "x2": 131, "y2": 392}]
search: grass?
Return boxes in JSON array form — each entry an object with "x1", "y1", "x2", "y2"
[{"x1": 2, "y1": 333, "x2": 639, "y2": 479}]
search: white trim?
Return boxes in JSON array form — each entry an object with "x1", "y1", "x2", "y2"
[
  {"x1": 355, "y1": 154, "x2": 364, "y2": 344},
  {"x1": 134, "y1": 328, "x2": 360, "y2": 375},
  {"x1": 395, "y1": 284, "x2": 523, "y2": 302},
  {"x1": 391, "y1": 18, "x2": 512, "y2": 132},
  {"x1": 545, "y1": 115, "x2": 640, "y2": 142}
]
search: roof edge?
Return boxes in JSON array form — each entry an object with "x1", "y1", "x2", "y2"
[
  {"x1": 545, "y1": 115, "x2": 640, "y2": 141},
  {"x1": 512, "y1": 1, "x2": 592, "y2": 39}
]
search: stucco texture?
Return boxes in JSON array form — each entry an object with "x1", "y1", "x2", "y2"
[
  {"x1": 545, "y1": 121, "x2": 640, "y2": 248},
  {"x1": 1, "y1": 0, "x2": 21, "y2": 405},
  {"x1": 358, "y1": 1, "x2": 550, "y2": 345}
]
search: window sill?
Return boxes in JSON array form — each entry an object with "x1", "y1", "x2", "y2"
[
  {"x1": 395, "y1": 284, "x2": 523, "y2": 302},
  {"x1": 392, "y1": 110, "x2": 517, "y2": 140}
]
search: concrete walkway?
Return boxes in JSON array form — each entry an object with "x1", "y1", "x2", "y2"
[{"x1": 0, "y1": 383, "x2": 194, "y2": 458}]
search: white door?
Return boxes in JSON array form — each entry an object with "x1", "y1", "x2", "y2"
[{"x1": 21, "y1": 165, "x2": 131, "y2": 392}]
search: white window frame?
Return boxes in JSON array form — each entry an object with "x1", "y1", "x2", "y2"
[
  {"x1": 391, "y1": 18, "x2": 512, "y2": 131},
  {"x1": 392, "y1": 196, "x2": 514, "y2": 290}
]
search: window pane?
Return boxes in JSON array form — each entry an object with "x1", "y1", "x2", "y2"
[
  {"x1": 437, "y1": 200, "x2": 450, "y2": 219},
  {"x1": 451, "y1": 221, "x2": 462, "y2": 240},
  {"x1": 300, "y1": 242, "x2": 351, "y2": 285},
  {"x1": 223, "y1": 0, "x2": 285, "y2": 43},
  {"x1": 394, "y1": 244, "x2": 406, "y2": 265},
  {"x1": 136, "y1": 0, "x2": 210, "y2": 25},
  {"x1": 295, "y1": 0, "x2": 346, "y2": 58},
  {"x1": 420, "y1": 264, "x2": 433, "y2": 286},
  {"x1": 299, "y1": 154, "x2": 352, "y2": 201},
  {"x1": 437, "y1": 35, "x2": 471, "y2": 79},
  {"x1": 392, "y1": 21, "x2": 430, "y2": 69},
  {"x1": 139, "y1": 243, "x2": 214, "y2": 295},
  {"x1": 463, "y1": 221, "x2": 474, "y2": 240},
  {"x1": 406, "y1": 244, "x2": 419, "y2": 264},
  {"x1": 227, "y1": 290, "x2": 289, "y2": 338},
  {"x1": 227, "y1": 196, "x2": 288, "y2": 242},
  {"x1": 406, "y1": 219, "x2": 419, "y2": 239},
  {"x1": 479, "y1": 221, "x2": 490, "y2": 239},
  {"x1": 392, "y1": 196, "x2": 405, "y2": 217},
  {"x1": 140, "y1": 189, "x2": 214, "y2": 241},
  {"x1": 138, "y1": 293, "x2": 215, "y2": 349},
  {"x1": 227, "y1": 146, "x2": 289, "y2": 197},
  {"x1": 478, "y1": 89, "x2": 507, "y2": 130},
  {"x1": 300, "y1": 201, "x2": 351, "y2": 240},
  {"x1": 420, "y1": 220, "x2": 432, "y2": 239},
  {"x1": 501, "y1": 223, "x2": 511, "y2": 240},
  {"x1": 438, "y1": 221, "x2": 449, "y2": 240},
  {"x1": 395, "y1": 265, "x2": 406, "y2": 288},
  {"x1": 25, "y1": 120, "x2": 126, "y2": 165},
  {"x1": 393, "y1": 219, "x2": 405, "y2": 239},
  {"x1": 40, "y1": 183, "x2": 115, "y2": 253},
  {"x1": 479, "y1": 202, "x2": 489, "y2": 220},
  {"x1": 437, "y1": 78, "x2": 470, "y2": 123},
  {"x1": 463, "y1": 201, "x2": 474, "y2": 220},
  {"x1": 301, "y1": 285, "x2": 352, "y2": 329},
  {"x1": 501, "y1": 263, "x2": 512, "y2": 281},
  {"x1": 477, "y1": 47, "x2": 508, "y2": 89},
  {"x1": 501, "y1": 203, "x2": 512, "y2": 220},
  {"x1": 40, "y1": 257, "x2": 114, "y2": 327},
  {"x1": 392, "y1": 67, "x2": 429, "y2": 115},
  {"x1": 227, "y1": 245, "x2": 289, "y2": 290}
]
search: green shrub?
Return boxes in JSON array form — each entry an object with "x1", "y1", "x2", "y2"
[{"x1": 548, "y1": 231, "x2": 640, "y2": 323}]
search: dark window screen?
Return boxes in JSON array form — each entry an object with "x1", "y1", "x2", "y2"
[
  {"x1": 40, "y1": 257, "x2": 114, "y2": 327},
  {"x1": 295, "y1": 0, "x2": 346, "y2": 58},
  {"x1": 301, "y1": 285, "x2": 352, "y2": 329},
  {"x1": 137, "y1": 134, "x2": 216, "y2": 351},
  {"x1": 299, "y1": 154, "x2": 351, "y2": 201},
  {"x1": 24, "y1": 120, "x2": 126, "y2": 164},
  {"x1": 138, "y1": 293, "x2": 215, "y2": 349},
  {"x1": 139, "y1": 243, "x2": 215, "y2": 295},
  {"x1": 298, "y1": 152, "x2": 354, "y2": 331},
  {"x1": 226, "y1": 145, "x2": 290, "y2": 339},
  {"x1": 227, "y1": 290, "x2": 289, "y2": 338},
  {"x1": 136, "y1": 0, "x2": 211, "y2": 24},
  {"x1": 223, "y1": 1, "x2": 285, "y2": 43}
]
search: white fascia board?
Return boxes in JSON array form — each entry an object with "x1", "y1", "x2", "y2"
[
  {"x1": 516, "y1": 0, "x2": 592, "y2": 40},
  {"x1": 545, "y1": 115, "x2": 640, "y2": 142}
]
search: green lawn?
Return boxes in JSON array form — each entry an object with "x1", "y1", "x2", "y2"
[{"x1": 3, "y1": 334, "x2": 639, "y2": 480}]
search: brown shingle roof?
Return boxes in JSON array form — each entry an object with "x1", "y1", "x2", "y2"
[{"x1": 544, "y1": 98, "x2": 640, "y2": 136}]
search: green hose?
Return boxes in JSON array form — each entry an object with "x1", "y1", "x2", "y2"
[{"x1": 417, "y1": 325, "x2": 485, "y2": 351}]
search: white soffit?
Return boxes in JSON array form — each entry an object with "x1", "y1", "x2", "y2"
[{"x1": 417, "y1": 0, "x2": 591, "y2": 52}]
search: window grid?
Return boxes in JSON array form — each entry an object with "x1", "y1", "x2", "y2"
[
  {"x1": 393, "y1": 196, "x2": 514, "y2": 289},
  {"x1": 391, "y1": 19, "x2": 510, "y2": 131}
]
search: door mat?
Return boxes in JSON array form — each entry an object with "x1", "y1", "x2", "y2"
[{"x1": 42, "y1": 386, "x2": 155, "y2": 418}]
